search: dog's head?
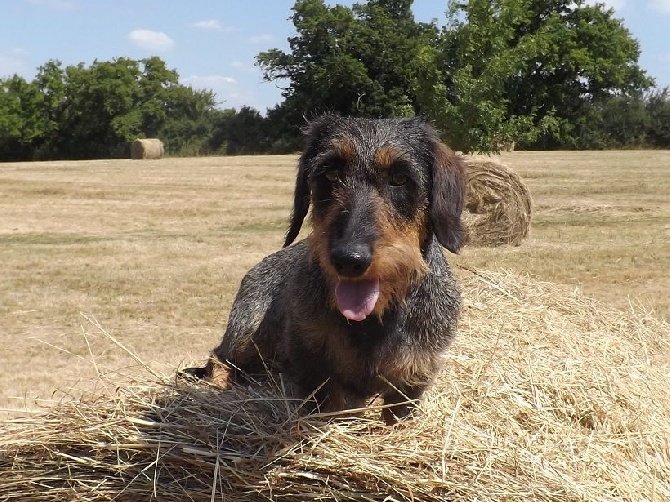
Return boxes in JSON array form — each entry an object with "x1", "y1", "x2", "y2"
[{"x1": 284, "y1": 115, "x2": 465, "y2": 321}]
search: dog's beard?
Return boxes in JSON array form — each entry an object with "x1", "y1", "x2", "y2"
[{"x1": 308, "y1": 212, "x2": 427, "y2": 323}]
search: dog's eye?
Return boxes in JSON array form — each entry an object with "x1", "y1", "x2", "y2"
[
  {"x1": 389, "y1": 172, "x2": 408, "y2": 187},
  {"x1": 324, "y1": 170, "x2": 341, "y2": 183}
]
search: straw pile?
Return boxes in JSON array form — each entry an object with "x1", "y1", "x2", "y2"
[
  {"x1": 1, "y1": 269, "x2": 669, "y2": 501},
  {"x1": 463, "y1": 158, "x2": 532, "y2": 247},
  {"x1": 130, "y1": 138, "x2": 164, "y2": 160}
]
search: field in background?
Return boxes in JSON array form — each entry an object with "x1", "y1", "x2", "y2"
[
  {"x1": 1, "y1": 151, "x2": 668, "y2": 413},
  {"x1": 461, "y1": 150, "x2": 669, "y2": 318}
]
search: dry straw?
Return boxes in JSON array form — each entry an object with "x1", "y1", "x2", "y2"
[
  {"x1": 463, "y1": 158, "x2": 532, "y2": 247},
  {"x1": 130, "y1": 138, "x2": 165, "y2": 160},
  {"x1": 1, "y1": 269, "x2": 668, "y2": 501}
]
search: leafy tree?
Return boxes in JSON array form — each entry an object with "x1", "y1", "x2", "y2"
[
  {"x1": 428, "y1": 0, "x2": 654, "y2": 151},
  {"x1": 0, "y1": 57, "x2": 218, "y2": 160},
  {"x1": 645, "y1": 87, "x2": 670, "y2": 148},
  {"x1": 53, "y1": 56, "x2": 213, "y2": 158},
  {"x1": 599, "y1": 96, "x2": 650, "y2": 148},
  {"x1": 264, "y1": 104, "x2": 304, "y2": 153},
  {"x1": 257, "y1": 0, "x2": 437, "y2": 145},
  {"x1": 158, "y1": 84, "x2": 217, "y2": 156},
  {"x1": 208, "y1": 106, "x2": 270, "y2": 155},
  {"x1": 54, "y1": 58, "x2": 143, "y2": 158},
  {"x1": 0, "y1": 75, "x2": 40, "y2": 160},
  {"x1": 259, "y1": 0, "x2": 653, "y2": 152}
]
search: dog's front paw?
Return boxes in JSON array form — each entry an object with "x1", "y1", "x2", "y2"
[
  {"x1": 178, "y1": 357, "x2": 232, "y2": 388},
  {"x1": 178, "y1": 366, "x2": 208, "y2": 380},
  {"x1": 381, "y1": 401, "x2": 418, "y2": 425}
]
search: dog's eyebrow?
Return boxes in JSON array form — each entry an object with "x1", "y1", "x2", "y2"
[
  {"x1": 312, "y1": 136, "x2": 358, "y2": 169},
  {"x1": 330, "y1": 136, "x2": 357, "y2": 163},
  {"x1": 374, "y1": 144, "x2": 411, "y2": 169},
  {"x1": 313, "y1": 150, "x2": 346, "y2": 170}
]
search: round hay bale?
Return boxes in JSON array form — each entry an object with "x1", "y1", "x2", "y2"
[
  {"x1": 463, "y1": 158, "x2": 532, "y2": 247},
  {"x1": 1, "y1": 270, "x2": 669, "y2": 500},
  {"x1": 130, "y1": 138, "x2": 164, "y2": 160}
]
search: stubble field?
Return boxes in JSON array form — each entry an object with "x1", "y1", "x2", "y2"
[{"x1": 0, "y1": 150, "x2": 668, "y2": 414}]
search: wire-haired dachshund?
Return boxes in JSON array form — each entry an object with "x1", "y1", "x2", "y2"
[{"x1": 188, "y1": 115, "x2": 465, "y2": 424}]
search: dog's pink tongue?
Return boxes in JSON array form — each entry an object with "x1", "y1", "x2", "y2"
[{"x1": 335, "y1": 278, "x2": 380, "y2": 321}]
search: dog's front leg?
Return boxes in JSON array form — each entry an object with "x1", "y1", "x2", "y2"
[{"x1": 381, "y1": 384, "x2": 427, "y2": 425}]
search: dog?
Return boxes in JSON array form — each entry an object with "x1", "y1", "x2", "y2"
[{"x1": 188, "y1": 115, "x2": 465, "y2": 424}]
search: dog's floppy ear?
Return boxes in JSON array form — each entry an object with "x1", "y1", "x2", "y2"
[
  {"x1": 283, "y1": 150, "x2": 311, "y2": 247},
  {"x1": 284, "y1": 115, "x2": 338, "y2": 247},
  {"x1": 429, "y1": 138, "x2": 466, "y2": 253}
]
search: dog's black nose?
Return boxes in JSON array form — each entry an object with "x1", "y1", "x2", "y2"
[{"x1": 330, "y1": 244, "x2": 372, "y2": 277}]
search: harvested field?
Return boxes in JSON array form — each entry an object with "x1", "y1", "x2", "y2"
[
  {"x1": 0, "y1": 151, "x2": 669, "y2": 498},
  {"x1": 0, "y1": 151, "x2": 668, "y2": 410}
]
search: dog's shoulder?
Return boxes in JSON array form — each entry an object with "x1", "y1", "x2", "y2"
[
  {"x1": 239, "y1": 239, "x2": 308, "y2": 288},
  {"x1": 395, "y1": 237, "x2": 461, "y2": 338},
  {"x1": 226, "y1": 240, "x2": 309, "y2": 327},
  {"x1": 422, "y1": 236, "x2": 460, "y2": 299},
  {"x1": 216, "y1": 240, "x2": 310, "y2": 364}
]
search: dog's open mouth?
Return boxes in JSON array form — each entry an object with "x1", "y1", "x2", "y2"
[{"x1": 334, "y1": 278, "x2": 380, "y2": 321}]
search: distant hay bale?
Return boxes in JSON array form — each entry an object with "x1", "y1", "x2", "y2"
[
  {"x1": 463, "y1": 158, "x2": 532, "y2": 247},
  {"x1": 491, "y1": 134, "x2": 516, "y2": 152},
  {"x1": 130, "y1": 138, "x2": 164, "y2": 160},
  {"x1": 1, "y1": 269, "x2": 669, "y2": 501}
]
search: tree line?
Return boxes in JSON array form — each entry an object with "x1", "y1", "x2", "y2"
[{"x1": 1, "y1": 0, "x2": 668, "y2": 161}]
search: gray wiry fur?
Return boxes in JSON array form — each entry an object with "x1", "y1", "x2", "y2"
[{"x1": 193, "y1": 115, "x2": 465, "y2": 423}]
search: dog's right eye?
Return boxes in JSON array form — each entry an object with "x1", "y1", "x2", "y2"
[
  {"x1": 324, "y1": 170, "x2": 341, "y2": 183},
  {"x1": 389, "y1": 172, "x2": 408, "y2": 187}
]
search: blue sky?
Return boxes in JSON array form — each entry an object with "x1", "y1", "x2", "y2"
[{"x1": 1, "y1": 0, "x2": 669, "y2": 112}]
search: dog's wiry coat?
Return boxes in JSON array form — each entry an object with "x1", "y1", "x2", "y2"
[{"x1": 196, "y1": 115, "x2": 466, "y2": 423}]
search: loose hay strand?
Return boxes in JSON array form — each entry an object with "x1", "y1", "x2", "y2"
[
  {"x1": 1, "y1": 270, "x2": 669, "y2": 501},
  {"x1": 80, "y1": 312, "x2": 163, "y2": 381}
]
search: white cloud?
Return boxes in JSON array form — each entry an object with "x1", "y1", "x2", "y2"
[
  {"x1": 182, "y1": 74, "x2": 261, "y2": 109},
  {"x1": 585, "y1": 0, "x2": 627, "y2": 12},
  {"x1": 0, "y1": 48, "x2": 30, "y2": 78},
  {"x1": 231, "y1": 61, "x2": 255, "y2": 72},
  {"x1": 183, "y1": 75, "x2": 237, "y2": 87},
  {"x1": 27, "y1": 0, "x2": 77, "y2": 9},
  {"x1": 191, "y1": 19, "x2": 222, "y2": 31},
  {"x1": 190, "y1": 20, "x2": 238, "y2": 32},
  {"x1": 650, "y1": 0, "x2": 670, "y2": 13},
  {"x1": 247, "y1": 34, "x2": 274, "y2": 44},
  {"x1": 128, "y1": 29, "x2": 175, "y2": 52}
]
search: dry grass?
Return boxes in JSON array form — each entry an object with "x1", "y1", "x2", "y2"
[
  {"x1": 0, "y1": 156, "x2": 295, "y2": 413},
  {"x1": 462, "y1": 157, "x2": 532, "y2": 247},
  {"x1": 0, "y1": 149, "x2": 668, "y2": 411},
  {"x1": 1, "y1": 269, "x2": 668, "y2": 500},
  {"x1": 1, "y1": 151, "x2": 669, "y2": 499},
  {"x1": 454, "y1": 150, "x2": 670, "y2": 321}
]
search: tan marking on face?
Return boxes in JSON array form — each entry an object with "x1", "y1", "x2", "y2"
[
  {"x1": 309, "y1": 181, "x2": 430, "y2": 318},
  {"x1": 331, "y1": 136, "x2": 357, "y2": 163},
  {"x1": 366, "y1": 196, "x2": 428, "y2": 317},
  {"x1": 373, "y1": 144, "x2": 407, "y2": 170},
  {"x1": 308, "y1": 199, "x2": 344, "y2": 312}
]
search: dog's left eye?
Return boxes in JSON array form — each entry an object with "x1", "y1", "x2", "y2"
[
  {"x1": 389, "y1": 172, "x2": 408, "y2": 187},
  {"x1": 325, "y1": 170, "x2": 341, "y2": 183}
]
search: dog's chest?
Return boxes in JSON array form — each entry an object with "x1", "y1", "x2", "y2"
[{"x1": 323, "y1": 315, "x2": 412, "y2": 378}]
